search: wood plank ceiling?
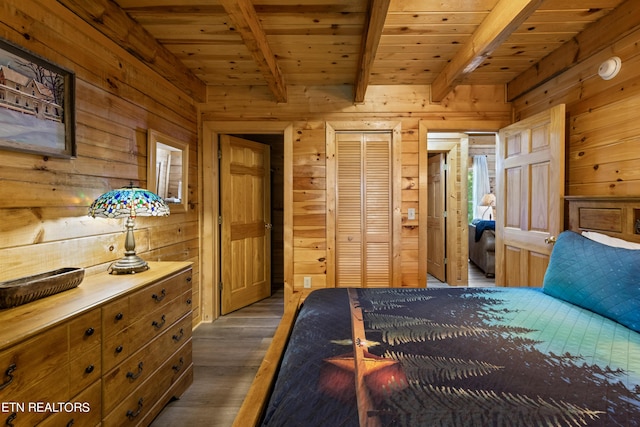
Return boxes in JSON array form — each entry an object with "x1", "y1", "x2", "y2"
[{"x1": 60, "y1": 0, "x2": 628, "y2": 103}]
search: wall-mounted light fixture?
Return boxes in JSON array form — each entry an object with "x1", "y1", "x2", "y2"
[{"x1": 598, "y1": 56, "x2": 621, "y2": 80}]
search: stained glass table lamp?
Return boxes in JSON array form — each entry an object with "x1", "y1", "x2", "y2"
[{"x1": 88, "y1": 183, "x2": 170, "y2": 274}]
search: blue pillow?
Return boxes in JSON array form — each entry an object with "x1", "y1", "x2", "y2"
[{"x1": 543, "y1": 230, "x2": 640, "y2": 333}]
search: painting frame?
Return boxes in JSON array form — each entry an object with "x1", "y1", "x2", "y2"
[{"x1": 0, "y1": 38, "x2": 76, "y2": 158}]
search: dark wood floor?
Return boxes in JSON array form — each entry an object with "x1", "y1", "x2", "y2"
[{"x1": 150, "y1": 263, "x2": 492, "y2": 426}]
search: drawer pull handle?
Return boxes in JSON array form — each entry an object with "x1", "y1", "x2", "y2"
[
  {"x1": 5, "y1": 412, "x2": 16, "y2": 427},
  {"x1": 115, "y1": 345, "x2": 124, "y2": 354},
  {"x1": 85, "y1": 364, "x2": 94, "y2": 374},
  {"x1": 152, "y1": 315, "x2": 166, "y2": 329},
  {"x1": 172, "y1": 328, "x2": 184, "y2": 342},
  {"x1": 152, "y1": 289, "x2": 166, "y2": 302},
  {"x1": 186, "y1": 298, "x2": 192, "y2": 305},
  {"x1": 85, "y1": 327, "x2": 95, "y2": 337},
  {"x1": 172, "y1": 357, "x2": 184, "y2": 373},
  {"x1": 186, "y1": 276, "x2": 192, "y2": 283},
  {"x1": 66, "y1": 418, "x2": 75, "y2": 427},
  {"x1": 0, "y1": 364, "x2": 16, "y2": 391},
  {"x1": 126, "y1": 398, "x2": 144, "y2": 420},
  {"x1": 126, "y1": 362, "x2": 144, "y2": 380},
  {"x1": 115, "y1": 312, "x2": 124, "y2": 321}
]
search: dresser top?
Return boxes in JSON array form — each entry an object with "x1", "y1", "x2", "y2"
[{"x1": 0, "y1": 261, "x2": 192, "y2": 349}]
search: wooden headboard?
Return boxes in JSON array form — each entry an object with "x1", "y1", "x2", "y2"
[{"x1": 566, "y1": 196, "x2": 640, "y2": 244}]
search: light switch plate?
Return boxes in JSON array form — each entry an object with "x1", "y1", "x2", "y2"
[{"x1": 408, "y1": 208, "x2": 416, "y2": 220}]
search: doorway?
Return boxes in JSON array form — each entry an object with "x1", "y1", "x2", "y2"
[
  {"x1": 229, "y1": 133, "x2": 285, "y2": 293},
  {"x1": 201, "y1": 122, "x2": 292, "y2": 322},
  {"x1": 219, "y1": 134, "x2": 285, "y2": 315},
  {"x1": 467, "y1": 134, "x2": 497, "y2": 286},
  {"x1": 425, "y1": 132, "x2": 469, "y2": 287},
  {"x1": 424, "y1": 131, "x2": 497, "y2": 287}
]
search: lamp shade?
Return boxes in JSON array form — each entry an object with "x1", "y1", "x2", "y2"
[
  {"x1": 88, "y1": 185, "x2": 170, "y2": 219},
  {"x1": 480, "y1": 193, "x2": 496, "y2": 207}
]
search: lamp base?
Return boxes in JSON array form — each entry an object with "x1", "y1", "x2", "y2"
[{"x1": 109, "y1": 255, "x2": 149, "y2": 275}]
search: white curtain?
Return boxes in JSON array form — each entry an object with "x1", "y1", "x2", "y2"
[{"x1": 472, "y1": 155, "x2": 490, "y2": 219}]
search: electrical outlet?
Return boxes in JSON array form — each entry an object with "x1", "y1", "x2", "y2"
[
  {"x1": 408, "y1": 208, "x2": 416, "y2": 220},
  {"x1": 303, "y1": 276, "x2": 312, "y2": 288}
]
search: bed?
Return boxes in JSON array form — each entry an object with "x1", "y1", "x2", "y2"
[{"x1": 234, "y1": 197, "x2": 640, "y2": 426}]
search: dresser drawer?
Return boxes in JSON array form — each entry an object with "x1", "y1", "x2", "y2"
[
  {"x1": 0, "y1": 324, "x2": 67, "y2": 401},
  {"x1": 103, "y1": 327, "x2": 131, "y2": 373},
  {"x1": 162, "y1": 338, "x2": 193, "y2": 387},
  {"x1": 102, "y1": 296, "x2": 130, "y2": 338},
  {"x1": 0, "y1": 365, "x2": 68, "y2": 426},
  {"x1": 69, "y1": 344, "x2": 101, "y2": 397},
  {"x1": 102, "y1": 341, "x2": 193, "y2": 427},
  {"x1": 69, "y1": 309, "x2": 101, "y2": 355},
  {"x1": 102, "y1": 314, "x2": 192, "y2": 414},
  {"x1": 127, "y1": 292, "x2": 190, "y2": 352},
  {"x1": 129, "y1": 270, "x2": 191, "y2": 322},
  {"x1": 38, "y1": 379, "x2": 102, "y2": 427}
]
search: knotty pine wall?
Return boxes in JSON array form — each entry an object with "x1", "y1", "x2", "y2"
[
  {"x1": 512, "y1": 21, "x2": 640, "y2": 197},
  {"x1": 0, "y1": 1, "x2": 201, "y2": 323},
  {"x1": 201, "y1": 84, "x2": 512, "y2": 292}
]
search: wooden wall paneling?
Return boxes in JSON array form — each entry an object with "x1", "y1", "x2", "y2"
[
  {"x1": 201, "y1": 86, "x2": 510, "y2": 303},
  {"x1": 202, "y1": 85, "x2": 509, "y2": 121},
  {"x1": 0, "y1": 0, "x2": 199, "y2": 325},
  {"x1": 512, "y1": 17, "x2": 640, "y2": 198},
  {"x1": 401, "y1": 126, "x2": 420, "y2": 286}
]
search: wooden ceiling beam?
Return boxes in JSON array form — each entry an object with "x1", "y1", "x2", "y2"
[
  {"x1": 354, "y1": 0, "x2": 391, "y2": 103},
  {"x1": 56, "y1": 0, "x2": 206, "y2": 102},
  {"x1": 220, "y1": 0, "x2": 287, "y2": 103},
  {"x1": 507, "y1": 0, "x2": 639, "y2": 101},
  {"x1": 430, "y1": 0, "x2": 543, "y2": 103}
]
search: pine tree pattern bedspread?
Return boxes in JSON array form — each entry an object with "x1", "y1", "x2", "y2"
[{"x1": 261, "y1": 287, "x2": 640, "y2": 426}]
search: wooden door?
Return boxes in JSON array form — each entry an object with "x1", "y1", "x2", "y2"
[
  {"x1": 427, "y1": 153, "x2": 446, "y2": 282},
  {"x1": 495, "y1": 104, "x2": 565, "y2": 287},
  {"x1": 335, "y1": 132, "x2": 393, "y2": 287},
  {"x1": 220, "y1": 135, "x2": 271, "y2": 314}
]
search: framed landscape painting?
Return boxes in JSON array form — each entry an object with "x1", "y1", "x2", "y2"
[{"x1": 0, "y1": 38, "x2": 76, "y2": 158}]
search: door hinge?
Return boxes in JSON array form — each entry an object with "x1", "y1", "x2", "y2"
[
  {"x1": 443, "y1": 211, "x2": 448, "y2": 218},
  {"x1": 444, "y1": 258, "x2": 448, "y2": 265},
  {"x1": 219, "y1": 282, "x2": 223, "y2": 291},
  {"x1": 443, "y1": 164, "x2": 449, "y2": 171},
  {"x1": 218, "y1": 149, "x2": 222, "y2": 159},
  {"x1": 218, "y1": 216, "x2": 222, "y2": 225}
]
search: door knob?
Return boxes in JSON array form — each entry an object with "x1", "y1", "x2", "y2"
[
  {"x1": 545, "y1": 235, "x2": 557, "y2": 244},
  {"x1": 265, "y1": 223, "x2": 273, "y2": 230}
]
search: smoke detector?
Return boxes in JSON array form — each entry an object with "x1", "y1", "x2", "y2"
[{"x1": 598, "y1": 56, "x2": 621, "y2": 80}]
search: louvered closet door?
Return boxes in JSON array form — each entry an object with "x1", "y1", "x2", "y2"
[{"x1": 336, "y1": 132, "x2": 392, "y2": 287}]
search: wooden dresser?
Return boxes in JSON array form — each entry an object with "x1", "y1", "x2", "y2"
[{"x1": 0, "y1": 262, "x2": 193, "y2": 426}]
